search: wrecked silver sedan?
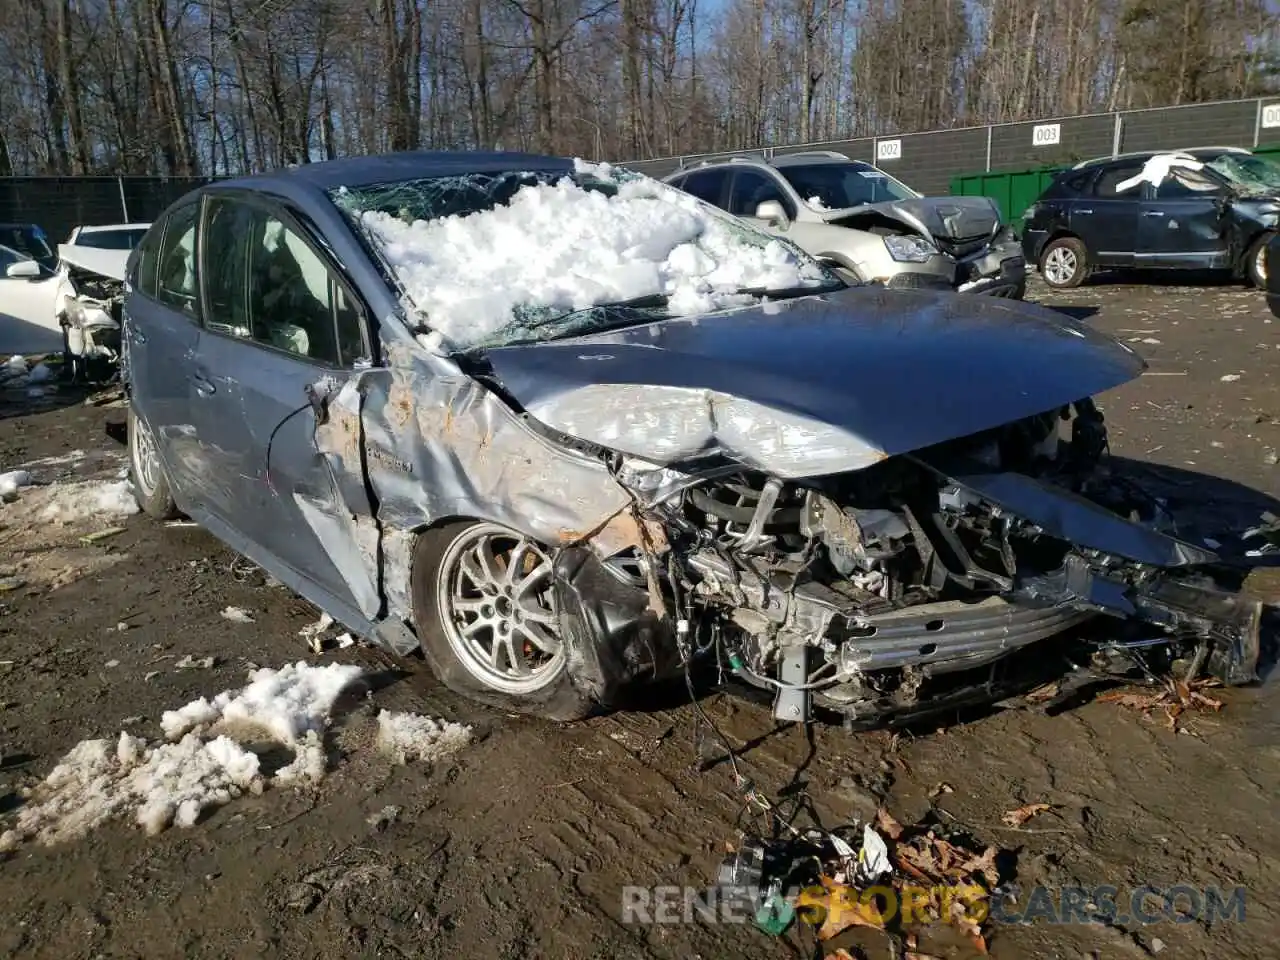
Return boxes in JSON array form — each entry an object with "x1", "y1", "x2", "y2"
[{"x1": 122, "y1": 151, "x2": 1262, "y2": 727}]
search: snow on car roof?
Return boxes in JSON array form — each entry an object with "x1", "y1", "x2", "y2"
[{"x1": 340, "y1": 160, "x2": 828, "y2": 352}]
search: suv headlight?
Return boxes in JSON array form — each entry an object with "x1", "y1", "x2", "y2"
[{"x1": 883, "y1": 234, "x2": 936, "y2": 262}]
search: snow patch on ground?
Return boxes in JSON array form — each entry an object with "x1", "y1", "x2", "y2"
[
  {"x1": 0, "y1": 662, "x2": 365, "y2": 849},
  {"x1": 354, "y1": 163, "x2": 824, "y2": 350},
  {"x1": 37, "y1": 478, "x2": 139, "y2": 522},
  {"x1": 377, "y1": 710, "x2": 473, "y2": 765}
]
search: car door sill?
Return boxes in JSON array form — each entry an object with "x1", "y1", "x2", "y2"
[{"x1": 189, "y1": 505, "x2": 382, "y2": 644}]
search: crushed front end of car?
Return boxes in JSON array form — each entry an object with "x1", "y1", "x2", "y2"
[
  {"x1": 56, "y1": 245, "x2": 127, "y2": 377},
  {"x1": 478, "y1": 290, "x2": 1262, "y2": 727}
]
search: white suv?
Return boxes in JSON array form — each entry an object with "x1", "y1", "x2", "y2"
[{"x1": 663, "y1": 152, "x2": 1026, "y2": 298}]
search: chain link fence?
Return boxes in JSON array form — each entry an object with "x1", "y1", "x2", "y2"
[
  {"x1": 620, "y1": 96, "x2": 1280, "y2": 196},
  {"x1": 3, "y1": 97, "x2": 1280, "y2": 234},
  {"x1": 0, "y1": 176, "x2": 213, "y2": 243}
]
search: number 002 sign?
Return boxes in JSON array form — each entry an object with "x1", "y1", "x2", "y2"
[
  {"x1": 1263, "y1": 104, "x2": 1280, "y2": 129},
  {"x1": 1032, "y1": 123, "x2": 1061, "y2": 146},
  {"x1": 875, "y1": 139, "x2": 902, "y2": 161}
]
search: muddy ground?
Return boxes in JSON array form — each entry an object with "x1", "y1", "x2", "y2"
[{"x1": 1, "y1": 275, "x2": 1278, "y2": 960}]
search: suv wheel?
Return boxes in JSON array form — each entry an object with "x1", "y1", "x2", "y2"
[
  {"x1": 1246, "y1": 232, "x2": 1274, "y2": 290},
  {"x1": 411, "y1": 520, "x2": 596, "y2": 722},
  {"x1": 1039, "y1": 236, "x2": 1087, "y2": 288}
]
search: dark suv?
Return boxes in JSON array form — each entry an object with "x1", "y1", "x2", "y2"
[{"x1": 1021, "y1": 147, "x2": 1280, "y2": 289}]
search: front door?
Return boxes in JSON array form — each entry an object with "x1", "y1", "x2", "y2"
[
  {"x1": 728, "y1": 169, "x2": 797, "y2": 233},
  {"x1": 1136, "y1": 173, "x2": 1230, "y2": 269},
  {"x1": 189, "y1": 193, "x2": 379, "y2": 619},
  {"x1": 0, "y1": 249, "x2": 63, "y2": 355},
  {"x1": 1071, "y1": 161, "x2": 1144, "y2": 267}
]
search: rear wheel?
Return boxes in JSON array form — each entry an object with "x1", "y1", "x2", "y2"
[
  {"x1": 128, "y1": 405, "x2": 179, "y2": 520},
  {"x1": 1039, "y1": 236, "x2": 1087, "y2": 288},
  {"x1": 1246, "y1": 232, "x2": 1273, "y2": 290},
  {"x1": 410, "y1": 520, "x2": 595, "y2": 721}
]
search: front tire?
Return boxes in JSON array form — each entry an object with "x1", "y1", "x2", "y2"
[
  {"x1": 1039, "y1": 236, "x2": 1088, "y2": 288},
  {"x1": 128, "y1": 405, "x2": 179, "y2": 520},
  {"x1": 1246, "y1": 232, "x2": 1273, "y2": 290},
  {"x1": 411, "y1": 520, "x2": 595, "y2": 721}
]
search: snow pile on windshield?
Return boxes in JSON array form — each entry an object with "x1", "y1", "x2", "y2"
[
  {"x1": 1115, "y1": 154, "x2": 1204, "y2": 193},
  {"x1": 351, "y1": 160, "x2": 826, "y2": 350}
]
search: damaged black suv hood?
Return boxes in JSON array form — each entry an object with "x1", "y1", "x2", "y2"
[{"x1": 484, "y1": 287, "x2": 1145, "y2": 478}]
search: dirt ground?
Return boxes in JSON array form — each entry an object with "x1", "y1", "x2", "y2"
[{"x1": 1, "y1": 275, "x2": 1278, "y2": 960}]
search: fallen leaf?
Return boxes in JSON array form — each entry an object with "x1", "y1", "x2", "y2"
[
  {"x1": 1001, "y1": 802, "x2": 1052, "y2": 827},
  {"x1": 956, "y1": 845, "x2": 1000, "y2": 887},
  {"x1": 875, "y1": 807, "x2": 904, "y2": 840},
  {"x1": 928, "y1": 782, "x2": 954, "y2": 799},
  {"x1": 1024, "y1": 681, "x2": 1060, "y2": 702}
]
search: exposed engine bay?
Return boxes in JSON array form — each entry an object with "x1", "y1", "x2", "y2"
[
  {"x1": 576, "y1": 400, "x2": 1262, "y2": 726},
  {"x1": 59, "y1": 252, "x2": 125, "y2": 371}
]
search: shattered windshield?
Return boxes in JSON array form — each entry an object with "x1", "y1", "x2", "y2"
[
  {"x1": 330, "y1": 161, "x2": 837, "y2": 352},
  {"x1": 778, "y1": 161, "x2": 918, "y2": 212},
  {"x1": 1206, "y1": 154, "x2": 1280, "y2": 194}
]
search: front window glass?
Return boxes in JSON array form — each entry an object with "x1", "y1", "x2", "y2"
[
  {"x1": 0, "y1": 224, "x2": 56, "y2": 273},
  {"x1": 330, "y1": 162, "x2": 837, "y2": 352},
  {"x1": 777, "y1": 161, "x2": 918, "y2": 211}
]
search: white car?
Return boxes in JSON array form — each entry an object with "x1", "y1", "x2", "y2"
[{"x1": 0, "y1": 221, "x2": 149, "y2": 367}]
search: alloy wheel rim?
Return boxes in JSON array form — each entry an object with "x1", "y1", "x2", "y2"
[
  {"x1": 1044, "y1": 247, "x2": 1077, "y2": 285},
  {"x1": 437, "y1": 523, "x2": 563, "y2": 694},
  {"x1": 131, "y1": 412, "x2": 161, "y2": 498}
]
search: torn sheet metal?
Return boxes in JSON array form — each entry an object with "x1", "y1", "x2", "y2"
[
  {"x1": 944, "y1": 470, "x2": 1219, "y2": 567},
  {"x1": 347, "y1": 340, "x2": 635, "y2": 622},
  {"x1": 483, "y1": 287, "x2": 1144, "y2": 478}
]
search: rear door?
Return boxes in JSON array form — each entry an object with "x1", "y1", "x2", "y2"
[
  {"x1": 1071, "y1": 161, "x2": 1144, "y2": 267},
  {"x1": 1136, "y1": 171, "x2": 1230, "y2": 268},
  {"x1": 123, "y1": 200, "x2": 205, "y2": 499},
  {"x1": 188, "y1": 191, "x2": 379, "y2": 618}
]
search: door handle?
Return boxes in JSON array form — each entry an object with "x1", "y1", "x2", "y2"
[
  {"x1": 1075, "y1": 208, "x2": 1093, "y2": 215},
  {"x1": 191, "y1": 373, "x2": 216, "y2": 396},
  {"x1": 1143, "y1": 210, "x2": 1166, "y2": 217}
]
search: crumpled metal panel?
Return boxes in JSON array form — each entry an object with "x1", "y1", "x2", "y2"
[
  {"x1": 328, "y1": 339, "x2": 636, "y2": 623},
  {"x1": 483, "y1": 287, "x2": 1145, "y2": 479}
]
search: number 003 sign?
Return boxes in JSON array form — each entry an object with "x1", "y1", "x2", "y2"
[{"x1": 1032, "y1": 123, "x2": 1061, "y2": 146}]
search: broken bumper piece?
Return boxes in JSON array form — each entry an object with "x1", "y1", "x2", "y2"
[{"x1": 1020, "y1": 554, "x2": 1262, "y2": 686}]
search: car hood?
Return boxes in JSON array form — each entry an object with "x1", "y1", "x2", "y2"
[
  {"x1": 57, "y1": 244, "x2": 128, "y2": 282},
  {"x1": 483, "y1": 287, "x2": 1145, "y2": 478},
  {"x1": 823, "y1": 196, "x2": 1002, "y2": 241}
]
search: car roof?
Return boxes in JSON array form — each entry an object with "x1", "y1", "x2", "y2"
[
  {"x1": 213, "y1": 150, "x2": 577, "y2": 194},
  {"x1": 668, "y1": 151, "x2": 863, "y2": 176},
  {"x1": 1072, "y1": 146, "x2": 1250, "y2": 169}
]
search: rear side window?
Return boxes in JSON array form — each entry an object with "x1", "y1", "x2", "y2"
[
  {"x1": 680, "y1": 169, "x2": 728, "y2": 206},
  {"x1": 1093, "y1": 163, "x2": 1144, "y2": 198},
  {"x1": 74, "y1": 228, "x2": 148, "y2": 251},
  {"x1": 155, "y1": 201, "x2": 201, "y2": 318}
]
